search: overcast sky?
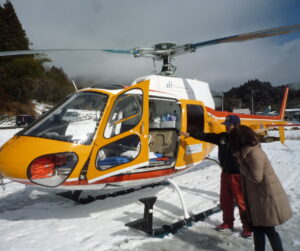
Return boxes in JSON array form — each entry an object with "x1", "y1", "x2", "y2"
[{"x1": 1, "y1": 0, "x2": 300, "y2": 91}]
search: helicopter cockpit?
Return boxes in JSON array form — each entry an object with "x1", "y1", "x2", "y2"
[{"x1": 21, "y1": 92, "x2": 108, "y2": 145}]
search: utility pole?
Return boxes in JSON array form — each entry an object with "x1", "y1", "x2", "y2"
[
  {"x1": 221, "y1": 92, "x2": 224, "y2": 111},
  {"x1": 251, "y1": 89, "x2": 254, "y2": 114}
]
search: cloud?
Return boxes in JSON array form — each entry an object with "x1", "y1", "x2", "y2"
[{"x1": 2, "y1": 0, "x2": 300, "y2": 90}]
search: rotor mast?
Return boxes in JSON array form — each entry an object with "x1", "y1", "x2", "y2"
[
  {"x1": 131, "y1": 42, "x2": 196, "y2": 76},
  {"x1": 161, "y1": 54, "x2": 175, "y2": 76}
]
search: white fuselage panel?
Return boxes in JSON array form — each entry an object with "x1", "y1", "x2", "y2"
[{"x1": 132, "y1": 75, "x2": 215, "y2": 109}]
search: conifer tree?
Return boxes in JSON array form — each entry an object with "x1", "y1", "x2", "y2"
[
  {"x1": 0, "y1": 1, "x2": 73, "y2": 115},
  {"x1": 0, "y1": 0, "x2": 29, "y2": 50}
]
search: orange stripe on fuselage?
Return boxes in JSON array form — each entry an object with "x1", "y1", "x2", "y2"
[
  {"x1": 11, "y1": 167, "x2": 190, "y2": 188},
  {"x1": 63, "y1": 167, "x2": 187, "y2": 186},
  {"x1": 205, "y1": 107, "x2": 281, "y2": 120}
]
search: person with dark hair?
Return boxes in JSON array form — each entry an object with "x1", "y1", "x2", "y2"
[
  {"x1": 180, "y1": 115, "x2": 252, "y2": 238},
  {"x1": 229, "y1": 125, "x2": 292, "y2": 251}
]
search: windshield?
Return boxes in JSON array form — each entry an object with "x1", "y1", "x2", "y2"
[{"x1": 22, "y1": 92, "x2": 108, "y2": 145}]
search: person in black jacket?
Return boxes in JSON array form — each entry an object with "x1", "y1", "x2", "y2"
[{"x1": 180, "y1": 115, "x2": 252, "y2": 238}]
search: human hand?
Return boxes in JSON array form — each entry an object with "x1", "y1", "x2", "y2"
[{"x1": 180, "y1": 131, "x2": 190, "y2": 138}]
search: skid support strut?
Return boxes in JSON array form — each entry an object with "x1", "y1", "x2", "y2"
[
  {"x1": 167, "y1": 178, "x2": 190, "y2": 219},
  {"x1": 126, "y1": 178, "x2": 221, "y2": 236}
]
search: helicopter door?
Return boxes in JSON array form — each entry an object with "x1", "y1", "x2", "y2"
[
  {"x1": 176, "y1": 100, "x2": 207, "y2": 169},
  {"x1": 86, "y1": 81, "x2": 149, "y2": 183}
]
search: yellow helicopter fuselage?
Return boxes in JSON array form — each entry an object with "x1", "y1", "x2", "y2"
[{"x1": 0, "y1": 75, "x2": 288, "y2": 190}]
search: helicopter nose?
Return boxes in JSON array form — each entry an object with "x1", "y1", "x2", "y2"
[
  {"x1": 0, "y1": 146, "x2": 19, "y2": 179},
  {"x1": 0, "y1": 132, "x2": 95, "y2": 187},
  {"x1": 0, "y1": 136, "x2": 34, "y2": 181}
]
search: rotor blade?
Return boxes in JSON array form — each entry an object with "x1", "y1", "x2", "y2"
[
  {"x1": 0, "y1": 48, "x2": 132, "y2": 57},
  {"x1": 192, "y1": 24, "x2": 300, "y2": 48},
  {"x1": 101, "y1": 49, "x2": 131, "y2": 54}
]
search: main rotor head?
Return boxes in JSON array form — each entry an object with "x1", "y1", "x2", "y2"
[{"x1": 130, "y1": 42, "x2": 196, "y2": 76}]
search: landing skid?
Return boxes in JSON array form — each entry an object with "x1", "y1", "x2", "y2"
[
  {"x1": 57, "y1": 181, "x2": 168, "y2": 204},
  {"x1": 126, "y1": 196, "x2": 220, "y2": 236},
  {"x1": 126, "y1": 178, "x2": 221, "y2": 236}
]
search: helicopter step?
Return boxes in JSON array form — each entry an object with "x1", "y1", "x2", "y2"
[
  {"x1": 125, "y1": 195, "x2": 221, "y2": 237},
  {"x1": 57, "y1": 181, "x2": 168, "y2": 204}
]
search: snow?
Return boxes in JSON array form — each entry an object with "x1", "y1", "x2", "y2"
[
  {"x1": 0, "y1": 101, "x2": 52, "y2": 128},
  {"x1": 32, "y1": 100, "x2": 52, "y2": 115},
  {"x1": 0, "y1": 128, "x2": 299, "y2": 251},
  {"x1": 0, "y1": 116, "x2": 16, "y2": 127}
]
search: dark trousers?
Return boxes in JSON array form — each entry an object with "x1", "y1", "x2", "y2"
[{"x1": 253, "y1": 226, "x2": 284, "y2": 251}]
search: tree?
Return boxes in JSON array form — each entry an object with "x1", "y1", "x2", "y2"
[
  {"x1": 0, "y1": 1, "x2": 73, "y2": 115},
  {"x1": 0, "y1": 1, "x2": 29, "y2": 51},
  {"x1": 223, "y1": 79, "x2": 297, "y2": 113}
]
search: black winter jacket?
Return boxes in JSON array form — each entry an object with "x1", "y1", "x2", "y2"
[{"x1": 190, "y1": 131, "x2": 240, "y2": 174}]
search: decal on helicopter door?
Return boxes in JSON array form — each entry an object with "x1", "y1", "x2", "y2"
[{"x1": 185, "y1": 143, "x2": 203, "y2": 155}]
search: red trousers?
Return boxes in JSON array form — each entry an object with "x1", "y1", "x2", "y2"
[{"x1": 220, "y1": 172, "x2": 251, "y2": 231}]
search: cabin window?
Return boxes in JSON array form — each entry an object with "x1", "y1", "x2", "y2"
[
  {"x1": 186, "y1": 104, "x2": 204, "y2": 135},
  {"x1": 104, "y1": 89, "x2": 142, "y2": 138},
  {"x1": 96, "y1": 134, "x2": 140, "y2": 170}
]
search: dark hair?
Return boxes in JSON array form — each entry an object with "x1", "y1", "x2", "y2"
[{"x1": 229, "y1": 125, "x2": 259, "y2": 152}]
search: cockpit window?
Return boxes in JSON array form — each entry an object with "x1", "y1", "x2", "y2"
[{"x1": 22, "y1": 92, "x2": 108, "y2": 145}]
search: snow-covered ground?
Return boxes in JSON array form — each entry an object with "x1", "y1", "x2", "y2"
[
  {"x1": 0, "y1": 128, "x2": 299, "y2": 251},
  {"x1": 0, "y1": 115, "x2": 16, "y2": 127},
  {"x1": 268, "y1": 128, "x2": 300, "y2": 140},
  {"x1": 0, "y1": 101, "x2": 52, "y2": 128}
]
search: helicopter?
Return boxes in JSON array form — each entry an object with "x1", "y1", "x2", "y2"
[{"x1": 0, "y1": 24, "x2": 299, "y2": 194}]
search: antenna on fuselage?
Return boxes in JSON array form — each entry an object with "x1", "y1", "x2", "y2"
[{"x1": 72, "y1": 80, "x2": 78, "y2": 91}]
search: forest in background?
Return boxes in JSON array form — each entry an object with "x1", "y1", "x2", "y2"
[
  {"x1": 221, "y1": 80, "x2": 300, "y2": 112},
  {"x1": 0, "y1": 1, "x2": 299, "y2": 117},
  {"x1": 0, "y1": 1, "x2": 73, "y2": 116}
]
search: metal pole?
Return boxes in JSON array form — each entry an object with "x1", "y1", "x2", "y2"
[
  {"x1": 167, "y1": 178, "x2": 190, "y2": 219},
  {"x1": 251, "y1": 89, "x2": 254, "y2": 114},
  {"x1": 221, "y1": 93, "x2": 224, "y2": 112}
]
